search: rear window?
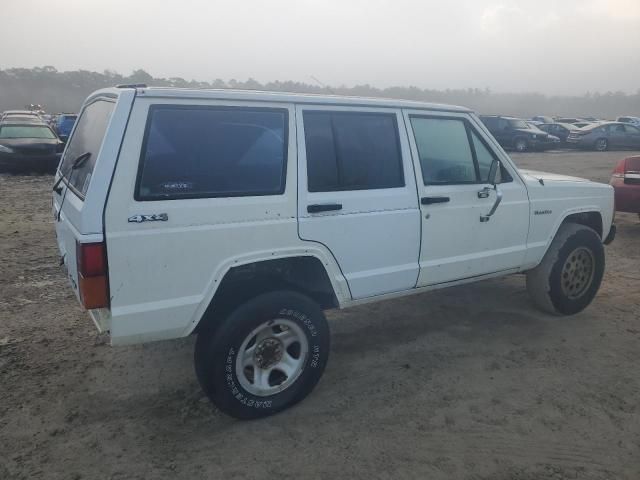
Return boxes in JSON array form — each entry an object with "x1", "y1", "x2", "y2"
[
  {"x1": 136, "y1": 106, "x2": 287, "y2": 200},
  {"x1": 60, "y1": 100, "x2": 115, "y2": 197},
  {"x1": 0, "y1": 125, "x2": 55, "y2": 139}
]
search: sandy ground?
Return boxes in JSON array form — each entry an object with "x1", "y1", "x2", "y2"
[{"x1": 1, "y1": 150, "x2": 639, "y2": 480}]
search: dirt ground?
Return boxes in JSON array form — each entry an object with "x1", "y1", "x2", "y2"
[{"x1": 1, "y1": 150, "x2": 639, "y2": 480}]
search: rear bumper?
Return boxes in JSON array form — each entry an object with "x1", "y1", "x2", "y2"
[
  {"x1": 89, "y1": 308, "x2": 112, "y2": 334},
  {"x1": 611, "y1": 180, "x2": 640, "y2": 213},
  {"x1": 604, "y1": 224, "x2": 616, "y2": 245},
  {"x1": 0, "y1": 154, "x2": 60, "y2": 173}
]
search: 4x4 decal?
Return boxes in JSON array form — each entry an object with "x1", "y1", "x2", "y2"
[{"x1": 128, "y1": 213, "x2": 168, "y2": 223}]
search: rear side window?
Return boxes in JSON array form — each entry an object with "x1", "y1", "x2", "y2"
[
  {"x1": 303, "y1": 111, "x2": 404, "y2": 192},
  {"x1": 136, "y1": 106, "x2": 287, "y2": 200},
  {"x1": 60, "y1": 100, "x2": 115, "y2": 197}
]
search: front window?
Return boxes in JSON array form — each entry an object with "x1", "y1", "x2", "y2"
[{"x1": 410, "y1": 117, "x2": 477, "y2": 184}]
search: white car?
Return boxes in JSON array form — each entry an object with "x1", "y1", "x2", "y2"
[{"x1": 53, "y1": 86, "x2": 616, "y2": 419}]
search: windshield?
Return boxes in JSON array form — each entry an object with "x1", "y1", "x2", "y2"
[
  {"x1": 509, "y1": 119, "x2": 530, "y2": 129},
  {"x1": 59, "y1": 100, "x2": 115, "y2": 197},
  {"x1": 0, "y1": 125, "x2": 56, "y2": 139}
]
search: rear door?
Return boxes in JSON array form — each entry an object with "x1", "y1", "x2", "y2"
[
  {"x1": 609, "y1": 124, "x2": 627, "y2": 148},
  {"x1": 296, "y1": 105, "x2": 420, "y2": 299},
  {"x1": 53, "y1": 90, "x2": 134, "y2": 302},
  {"x1": 623, "y1": 124, "x2": 640, "y2": 148},
  {"x1": 403, "y1": 110, "x2": 530, "y2": 286}
]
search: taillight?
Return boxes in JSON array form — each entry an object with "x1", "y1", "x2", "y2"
[
  {"x1": 612, "y1": 158, "x2": 626, "y2": 178},
  {"x1": 76, "y1": 241, "x2": 109, "y2": 309},
  {"x1": 612, "y1": 156, "x2": 640, "y2": 184}
]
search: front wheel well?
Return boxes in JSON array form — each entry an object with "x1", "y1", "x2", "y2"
[
  {"x1": 194, "y1": 256, "x2": 339, "y2": 334},
  {"x1": 560, "y1": 211, "x2": 603, "y2": 239}
]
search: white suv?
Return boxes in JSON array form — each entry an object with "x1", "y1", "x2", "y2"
[{"x1": 53, "y1": 86, "x2": 616, "y2": 419}]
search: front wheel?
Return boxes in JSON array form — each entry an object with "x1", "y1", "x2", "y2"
[
  {"x1": 195, "y1": 290, "x2": 330, "y2": 419},
  {"x1": 526, "y1": 223, "x2": 604, "y2": 315},
  {"x1": 514, "y1": 138, "x2": 528, "y2": 152}
]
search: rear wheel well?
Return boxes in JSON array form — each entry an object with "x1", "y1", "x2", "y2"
[
  {"x1": 560, "y1": 211, "x2": 603, "y2": 239},
  {"x1": 194, "y1": 257, "x2": 339, "y2": 334}
]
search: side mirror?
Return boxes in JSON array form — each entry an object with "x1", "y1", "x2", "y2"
[{"x1": 488, "y1": 160, "x2": 502, "y2": 186}]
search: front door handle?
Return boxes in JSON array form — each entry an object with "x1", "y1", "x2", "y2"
[
  {"x1": 480, "y1": 187, "x2": 503, "y2": 222},
  {"x1": 421, "y1": 196, "x2": 450, "y2": 205},
  {"x1": 307, "y1": 203, "x2": 342, "y2": 213}
]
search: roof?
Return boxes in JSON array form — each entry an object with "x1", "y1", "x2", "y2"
[
  {"x1": 92, "y1": 86, "x2": 471, "y2": 113},
  {"x1": 2, "y1": 110, "x2": 38, "y2": 116}
]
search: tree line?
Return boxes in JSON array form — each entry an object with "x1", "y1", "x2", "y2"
[{"x1": 1, "y1": 66, "x2": 638, "y2": 119}]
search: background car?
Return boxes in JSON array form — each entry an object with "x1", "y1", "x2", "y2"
[
  {"x1": 610, "y1": 155, "x2": 640, "y2": 215},
  {"x1": 480, "y1": 115, "x2": 558, "y2": 152},
  {"x1": 52, "y1": 114, "x2": 77, "y2": 142},
  {"x1": 537, "y1": 122, "x2": 578, "y2": 144},
  {"x1": 0, "y1": 122, "x2": 63, "y2": 173},
  {"x1": 566, "y1": 122, "x2": 640, "y2": 151}
]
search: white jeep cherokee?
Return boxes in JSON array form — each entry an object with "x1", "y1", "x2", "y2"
[{"x1": 53, "y1": 86, "x2": 616, "y2": 419}]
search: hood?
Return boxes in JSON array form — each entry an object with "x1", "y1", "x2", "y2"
[{"x1": 519, "y1": 169, "x2": 589, "y2": 183}]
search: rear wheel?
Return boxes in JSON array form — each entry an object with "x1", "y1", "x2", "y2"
[
  {"x1": 526, "y1": 223, "x2": 604, "y2": 315},
  {"x1": 195, "y1": 290, "x2": 330, "y2": 419},
  {"x1": 595, "y1": 138, "x2": 608, "y2": 151}
]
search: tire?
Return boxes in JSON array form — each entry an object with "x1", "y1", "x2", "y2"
[
  {"x1": 595, "y1": 138, "x2": 608, "y2": 151},
  {"x1": 514, "y1": 138, "x2": 528, "y2": 152},
  {"x1": 526, "y1": 223, "x2": 604, "y2": 315},
  {"x1": 195, "y1": 290, "x2": 330, "y2": 419}
]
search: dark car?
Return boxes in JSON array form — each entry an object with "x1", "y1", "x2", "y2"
[
  {"x1": 0, "y1": 122, "x2": 63, "y2": 173},
  {"x1": 480, "y1": 115, "x2": 558, "y2": 152},
  {"x1": 610, "y1": 155, "x2": 640, "y2": 215},
  {"x1": 537, "y1": 122, "x2": 578, "y2": 144},
  {"x1": 53, "y1": 114, "x2": 77, "y2": 142},
  {"x1": 566, "y1": 122, "x2": 640, "y2": 151}
]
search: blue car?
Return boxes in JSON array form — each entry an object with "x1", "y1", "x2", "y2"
[{"x1": 54, "y1": 114, "x2": 77, "y2": 142}]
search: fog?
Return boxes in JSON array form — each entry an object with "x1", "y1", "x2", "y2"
[{"x1": 2, "y1": 0, "x2": 640, "y2": 95}]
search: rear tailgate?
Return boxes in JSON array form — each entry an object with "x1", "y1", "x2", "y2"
[{"x1": 53, "y1": 88, "x2": 135, "y2": 308}]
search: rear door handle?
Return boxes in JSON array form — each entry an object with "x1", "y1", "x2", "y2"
[
  {"x1": 421, "y1": 196, "x2": 450, "y2": 205},
  {"x1": 307, "y1": 203, "x2": 343, "y2": 213}
]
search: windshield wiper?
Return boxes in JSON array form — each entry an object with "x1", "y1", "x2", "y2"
[{"x1": 52, "y1": 152, "x2": 91, "y2": 193}]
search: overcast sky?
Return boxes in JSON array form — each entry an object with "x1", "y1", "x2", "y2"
[{"x1": 2, "y1": 0, "x2": 640, "y2": 95}]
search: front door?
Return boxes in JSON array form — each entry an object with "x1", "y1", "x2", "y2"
[
  {"x1": 403, "y1": 111, "x2": 530, "y2": 286},
  {"x1": 296, "y1": 105, "x2": 421, "y2": 299}
]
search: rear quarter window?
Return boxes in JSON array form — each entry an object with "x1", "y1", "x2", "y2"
[{"x1": 136, "y1": 106, "x2": 287, "y2": 200}]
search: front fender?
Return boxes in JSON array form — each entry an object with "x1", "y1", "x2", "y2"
[{"x1": 522, "y1": 205, "x2": 606, "y2": 269}]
